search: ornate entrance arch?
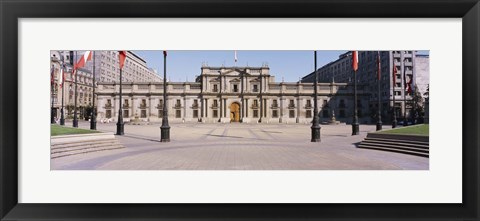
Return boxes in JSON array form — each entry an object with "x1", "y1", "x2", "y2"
[{"x1": 230, "y1": 102, "x2": 240, "y2": 122}]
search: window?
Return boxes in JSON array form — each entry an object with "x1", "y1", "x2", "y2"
[
  {"x1": 233, "y1": 84, "x2": 238, "y2": 92},
  {"x1": 253, "y1": 84, "x2": 258, "y2": 92},
  {"x1": 176, "y1": 99, "x2": 181, "y2": 107},
  {"x1": 272, "y1": 100, "x2": 278, "y2": 107},
  {"x1": 141, "y1": 110, "x2": 146, "y2": 118},
  {"x1": 213, "y1": 100, "x2": 218, "y2": 108},
  {"x1": 272, "y1": 110, "x2": 278, "y2": 118},
  {"x1": 289, "y1": 110, "x2": 295, "y2": 118},
  {"x1": 193, "y1": 110, "x2": 199, "y2": 118},
  {"x1": 253, "y1": 110, "x2": 259, "y2": 118},
  {"x1": 306, "y1": 110, "x2": 312, "y2": 118},
  {"x1": 289, "y1": 99, "x2": 295, "y2": 108},
  {"x1": 106, "y1": 110, "x2": 112, "y2": 118},
  {"x1": 306, "y1": 100, "x2": 312, "y2": 108},
  {"x1": 106, "y1": 99, "x2": 112, "y2": 107},
  {"x1": 213, "y1": 110, "x2": 218, "y2": 118},
  {"x1": 124, "y1": 99, "x2": 129, "y2": 107},
  {"x1": 176, "y1": 110, "x2": 181, "y2": 118},
  {"x1": 123, "y1": 110, "x2": 129, "y2": 118},
  {"x1": 141, "y1": 99, "x2": 146, "y2": 107},
  {"x1": 253, "y1": 99, "x2": 258, "y2": 107},
  {"x1": 213, "y1": 84, "x2": 218, "y2": 92}
]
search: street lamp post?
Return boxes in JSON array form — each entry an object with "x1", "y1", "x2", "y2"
[
  {"x1": 90, "y1": 51, "x2": 97, "y2": 130},
  {"x1": 352, "y1": 51, "x2": 359, "y2": 135},
  {"x1": 59, "y1": 52, "x2": 65, "y2": 126},
  {"x1": 116, "y1": 51, "x2": 125, "y2": 135},
  {"x1": 402, "y1": 58, "x2": 408, "y2": 126},
  {"x1": 160, "y1": 51, "x2": 170, "y2": 142},
  {"x1": 376, "y1": 51, "x2": 382, "y2": 131},
  {"x1": 311, "y1": 51, "x2": 321, "y2": 142},
  {"x1": 50, "y1": 64, "x2": 56, "y2": 124},
  {"x1": 72, "y1": 51, "x2": 79, "y2": 128}
]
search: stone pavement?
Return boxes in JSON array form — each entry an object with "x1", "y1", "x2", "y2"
[{"x1": 51, "y1": 121, "x2": 429, "y2": 170}]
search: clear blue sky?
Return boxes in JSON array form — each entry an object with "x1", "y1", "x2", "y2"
[{"x1": 133, "y1": 50, "x2": 429, "y2": 82}]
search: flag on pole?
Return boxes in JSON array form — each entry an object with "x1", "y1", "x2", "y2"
[
  {"x1": 75, "y1": 51, "x2": 92, "y2": 69},
  {"x1": 407, "y1": 75, "x2": 413, "y2": 94},
  {"x1": 50, "y1": 65, "x2": 55, "y2": 85},
  {"x1": 377, "y1": 51, "x2": 381, "y2": 80},
  {"x1": 119, "y1": 51, "x2": 127, "y2": 69},
  {"x1": 392, "y1": 62, "x2": 397, "y2": 85},
  {"x1": 59, "y1": 64, "x2": 65, "y2": 88},
  {"x1": 234, "y1": 50, "x2": 238, "y2": 63},
  {"x1": 352, "y1": 51, "x2": 358, "y2": 72}
]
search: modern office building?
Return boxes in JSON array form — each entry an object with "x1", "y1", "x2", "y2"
[{"x1": 301, "y1": 51, "x2": 429, "y2": 123}]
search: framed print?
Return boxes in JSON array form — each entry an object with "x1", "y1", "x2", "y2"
[{"x1": 1, "y1": 0, "x2": 479, "y2": 220}]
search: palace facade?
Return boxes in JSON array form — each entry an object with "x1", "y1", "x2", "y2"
[{"x1": 96, "y1": 65, "x2": 370, "y2": 124}]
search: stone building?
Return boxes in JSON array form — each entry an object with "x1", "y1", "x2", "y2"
[
  {"x1": 96, "y1": 65, "x2": 370, "y2": 124},
  {"x1": 50, "y1": 53, "x2": 94, "y2": 120},
  {"x1": 301, "y1": 51, "x2": 429, "y2": 123}
]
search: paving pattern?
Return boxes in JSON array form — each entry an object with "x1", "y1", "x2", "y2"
[{"x1": 51, "y1": 121, "x2": 429, "y2": 170}]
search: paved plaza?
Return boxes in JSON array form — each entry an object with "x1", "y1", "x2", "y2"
[{"x1": 51, "y1": 121, "x2": 429, "y2": 170}]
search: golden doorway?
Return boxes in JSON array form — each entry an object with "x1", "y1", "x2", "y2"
[{"x1": 230, "y1": 102, "x2": 240, "y2": 122}]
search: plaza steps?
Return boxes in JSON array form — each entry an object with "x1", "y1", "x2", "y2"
[
  {"x1": 358, "y1": 134, "x2": 429, "y2": 158},
  {"x1": 51, "y1": 136, "x2": 125, "y2": 159}
]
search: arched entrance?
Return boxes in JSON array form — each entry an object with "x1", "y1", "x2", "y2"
[{"x1": 230, "y1": 102, "x2": 240, "y2": 122}]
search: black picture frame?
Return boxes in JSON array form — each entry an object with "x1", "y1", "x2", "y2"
[{"x1": 1, "y1": 0, "x2": 479, "y2": 220}]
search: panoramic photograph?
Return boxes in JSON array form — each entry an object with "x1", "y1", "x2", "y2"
[{"x1": 49, "y1": 50, "x2": 430, "y2": 170}]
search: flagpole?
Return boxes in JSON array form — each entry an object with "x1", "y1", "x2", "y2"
[
  {"x1": 392, "y1": 56, "x2": 397, "y2": 128},
  {"x1": 73, "y1": 51, "x2": 78, "y2": 128},
  {"x1": 60, "y1": 52, "x2": 65, "y2": 125},
  {"x1": 402, "y1": 57, "x2": 408, "y2": 126},
  {"x1": 311, "y1": 51, "x2": 321, "y2": 142},
  {"x1": 50, "y1": 64, "x2": 56, "y2": 124},
  {"x1": 352, "y1": 51, "x2": 359, "y2": 135},
  {"x1": 160, "y1": 51, "x2": 170, "y2": 142},
  {"x1": 116, "y1": 51, "x2": 124, "y2": 135},
  {"x1": 376, "y1": 51, "x2": 382, "y2": 131},
  {"x1": 90, "y1": 51, "x2": 97, "y2": 130}
]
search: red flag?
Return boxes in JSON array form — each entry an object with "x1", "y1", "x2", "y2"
[
  {"x1": 377, "y1": 51, "x2": 381, "y2": 80},
  {"x1": 352, "y1": 51, "x2": 358, "y2": 72},
  {"x1": 75, "y1": 51, "x2": 92, "y2": 69},
  {"x1": 392, "y1": 62, "x2": 397, "y2": 86},
  {"x1": 119, "y1": 51, "x2": 127, "y2": 69},
  {"x1": 50, "y1": 65, "x2": 55, "y2": 85},
  {"x1": 407, "y1": 75, "x2": 413, "y2": 94},
  {"x1": 163, "y1": 51, "x2": 167, "y2": 56}
]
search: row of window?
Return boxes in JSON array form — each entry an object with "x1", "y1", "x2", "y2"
[{"x1": 104, "y1": 108, "x2": 358, "y2": 119}]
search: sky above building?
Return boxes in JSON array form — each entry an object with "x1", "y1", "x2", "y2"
[{"x1": 133, "y1": 50, "x2": 429, "y2": 83}]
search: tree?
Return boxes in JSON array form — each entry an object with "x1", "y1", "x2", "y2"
[
  {"x1": 423, "y1": 84, "x2": 429, "y2": 101},
  {"x1": 411, "y1": 84, "x2": 425, "y2": 123}
]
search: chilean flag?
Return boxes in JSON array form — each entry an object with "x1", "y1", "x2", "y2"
[
  {"x1": 119, "y1": 51, "x2": 127, "y2": 69},
  {"x1": 75, "y1": 51, "x2": 92, "y2": 69},
  {"x1": 352, "y1": 51, "x2": 359, "y2": 72}
]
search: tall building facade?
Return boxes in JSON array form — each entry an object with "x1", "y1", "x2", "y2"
[
  {"x1": 96, "y1": 65, "x2": 370, "y2": 124},
  {"x1": 301, "y1": 51, "x2": 429, "y2": 123},
  {"x1": 85, "y1": 51, "x2": 162, "y2": 83}
]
